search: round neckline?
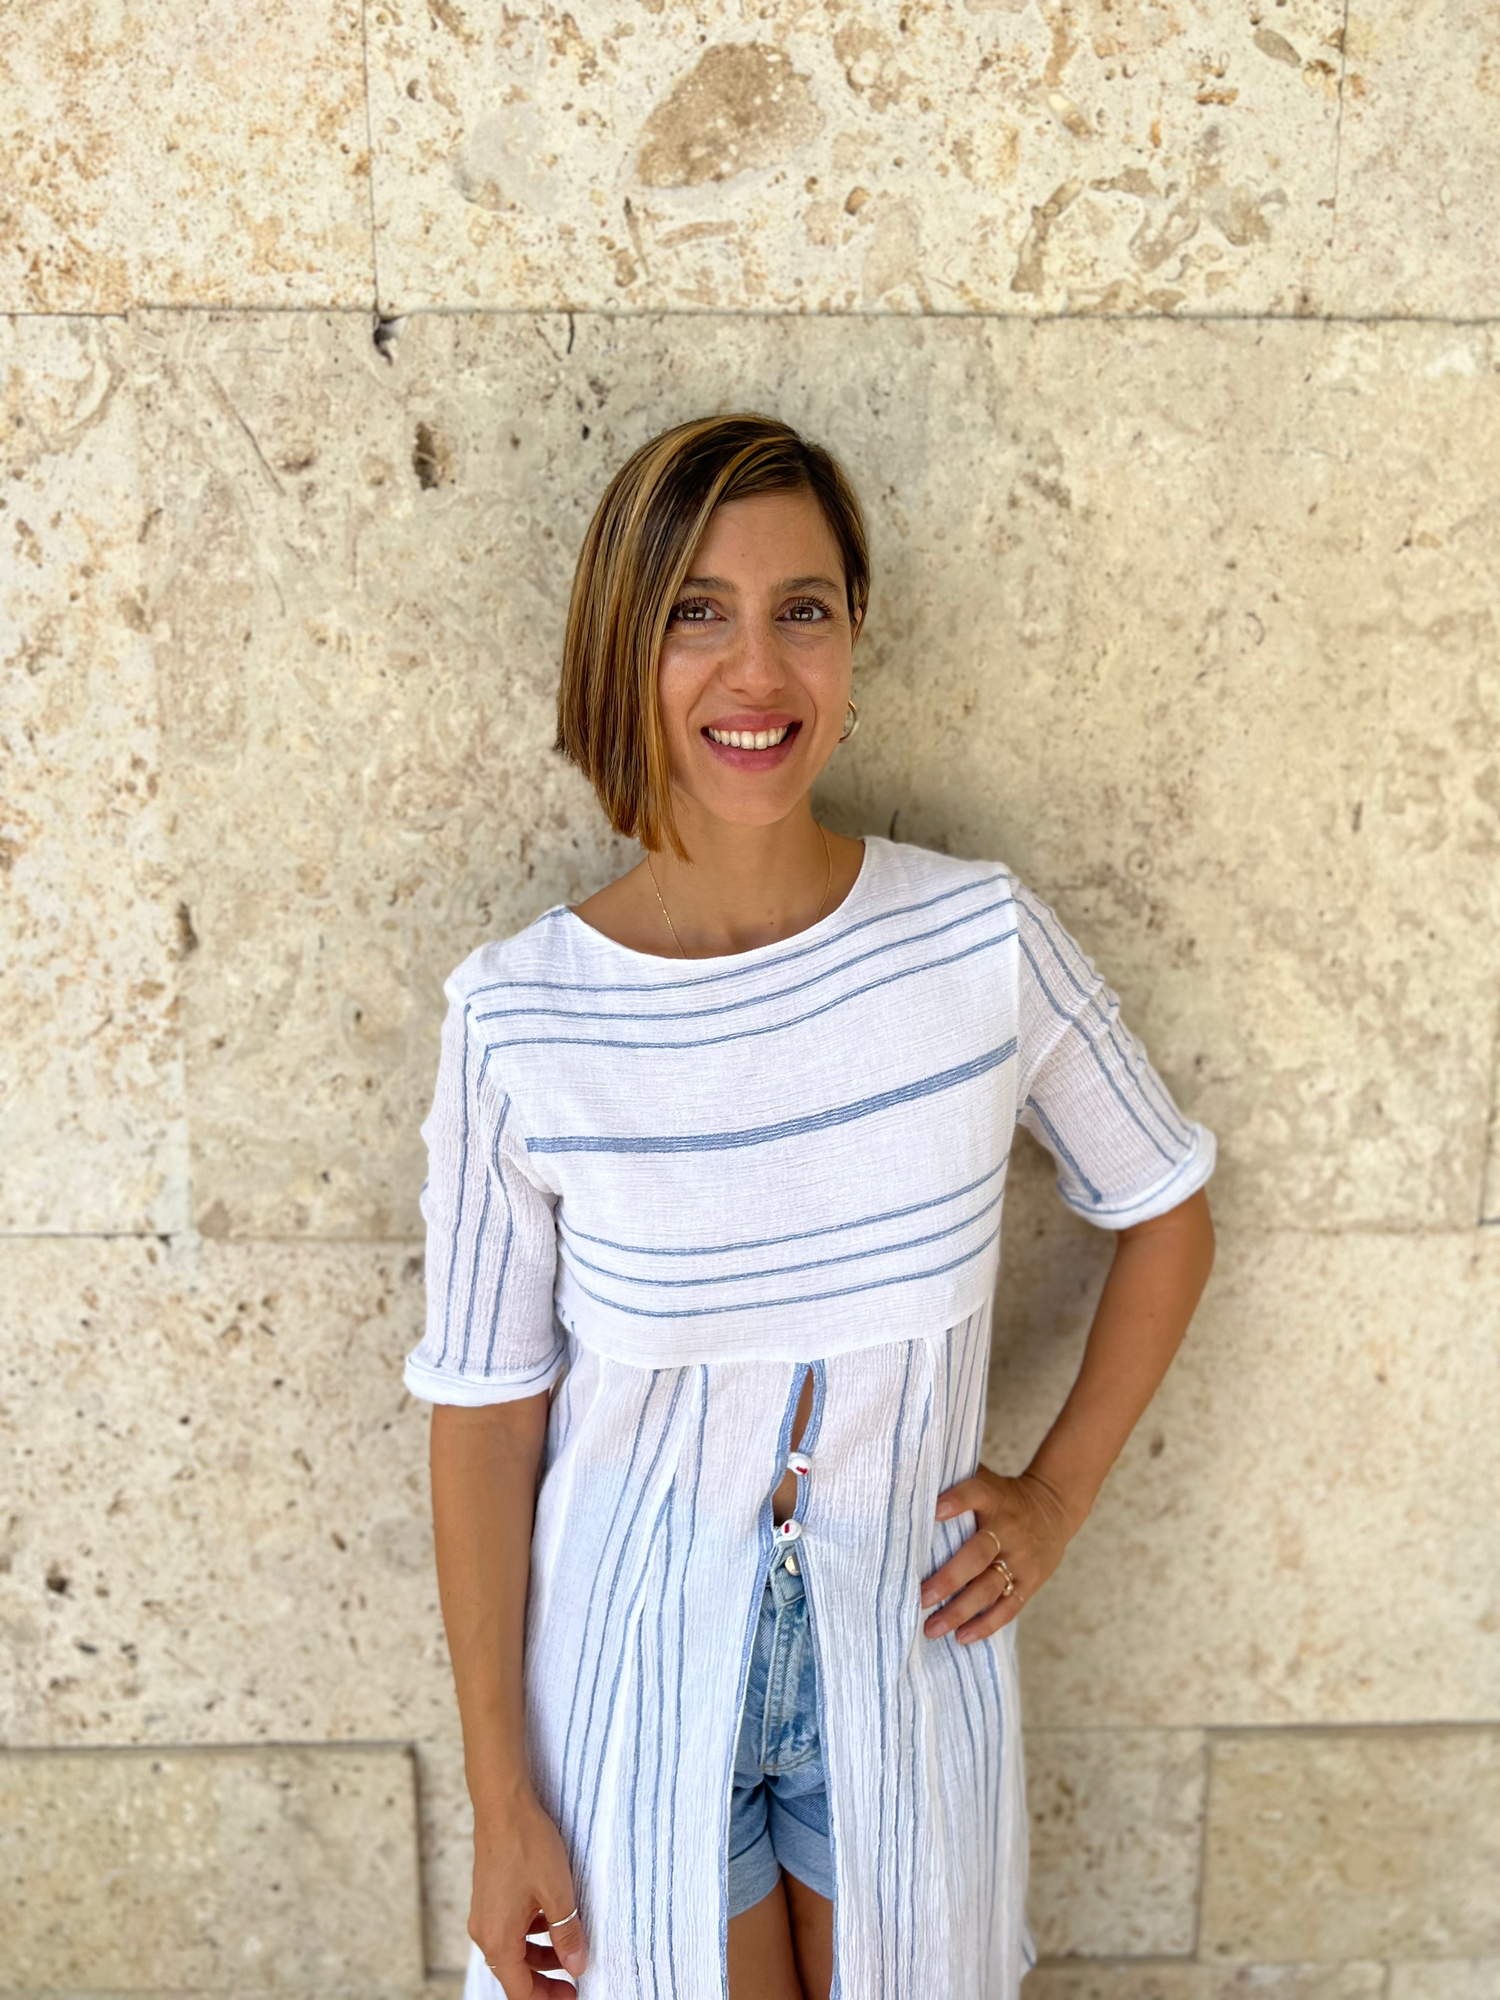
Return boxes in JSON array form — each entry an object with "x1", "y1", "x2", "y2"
[{"x1": 558, "y1": 835, "x2": 879, "y2": 969}]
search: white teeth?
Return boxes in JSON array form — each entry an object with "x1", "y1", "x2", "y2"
[{"x1": 708, "y1": 724, "x2": 790, "y2": 749}]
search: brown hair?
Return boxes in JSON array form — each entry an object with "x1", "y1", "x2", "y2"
[{"x1": 556, "y1": 413, "x2": 869, "y2": 857}]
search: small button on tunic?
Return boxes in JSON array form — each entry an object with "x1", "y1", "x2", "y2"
[{"x1": 404, "y1": 839, "x2": 1215, "y2": 2000}]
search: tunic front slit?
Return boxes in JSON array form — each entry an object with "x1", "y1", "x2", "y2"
[{"x1": 404, "y1": 838, "x2": 1216, "y2": 1999}]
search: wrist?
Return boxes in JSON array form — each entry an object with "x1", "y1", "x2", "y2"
[
  {"x1": 468, "y1": 1766, "x2": 538, "y2": 1828},
  {"x1": 1020, "y1": 1461, "x2": 1095, "y2": 1539}
]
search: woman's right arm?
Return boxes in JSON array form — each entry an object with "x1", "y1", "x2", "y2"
[{"x1": 430, "y1": 1397, "x2": 589, "y2": 1996}]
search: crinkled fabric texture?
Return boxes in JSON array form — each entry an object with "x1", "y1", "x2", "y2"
[{"x1": 411, "y1": 839, "x2": 1214, "y2": 2000}]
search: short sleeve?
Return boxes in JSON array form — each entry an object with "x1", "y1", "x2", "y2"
[
  {"x1": 403, "y1": 977, "x2": 566, "y2": 1406},
  {"x1": 1014, "y1": 881, "x2": 1215, "y2": 1230}
]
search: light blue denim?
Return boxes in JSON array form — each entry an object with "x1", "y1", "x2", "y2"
[{"x1": 726, "y1": 1543, "x2": 834, "y2": 1918}]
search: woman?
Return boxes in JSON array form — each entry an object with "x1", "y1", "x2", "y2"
[{"x1": 406, "y1": 415, "x2": 1216, "y2": 2000}]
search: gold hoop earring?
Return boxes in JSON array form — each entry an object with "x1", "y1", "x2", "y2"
[{"x1": 839, "y1": 699, "x2": 859, "y2": 744}]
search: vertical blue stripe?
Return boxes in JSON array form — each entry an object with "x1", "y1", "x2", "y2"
[
  {"x1": 480, "y1": 1097, "x2": 517, "y2": 1374},
  {"x1": 667, "y1": 1369, "x2": 708, "y2": 2000},
  {"x1": 558, "y1": 1372, "x2": 665, "y2": 1832},
  {"x1": 871, "y1": 1344, "x2": 915, "y2": 1999},
  {"x1": 435, "y1": 1004, "x2": 472, "y2": 1367}
]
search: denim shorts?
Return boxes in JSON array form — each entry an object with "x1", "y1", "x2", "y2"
[{"x1": 726, "y1": 1542, "x2": 834, "y2": 1918}]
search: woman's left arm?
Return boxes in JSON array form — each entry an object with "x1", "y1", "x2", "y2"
[{"x1": 921, "y1": 1186, "x2": 1216, "y2": 1643}]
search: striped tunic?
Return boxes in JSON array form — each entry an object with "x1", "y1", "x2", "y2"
[{"x1": 404, "y1": 838, "x2": 1215, "y2": 1999}]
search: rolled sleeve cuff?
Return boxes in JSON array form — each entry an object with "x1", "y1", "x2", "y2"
[
  {"x1": 403, "y1": 1342, "x2": 568, "y2": 1407},
  {"x1": 1060, "y1": 1124, "x2": 1217, "y2": 1232}
]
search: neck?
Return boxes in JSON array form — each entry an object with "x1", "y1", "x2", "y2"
[{"x1": 649, "y1": 799, "x2": 832, "y2": 957}]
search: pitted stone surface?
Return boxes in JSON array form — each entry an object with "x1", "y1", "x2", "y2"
[
  {"x1": 1200, "y1": 1729, "x2": 1500, "y2": 1959},
  {"x1": 367, "y1": 0, "x2": 1345, "y2": 314},
  {"x1": 1389, "y1": 1966, "x2": 1500, "y2": 2000},
  {"x1": 0, "y1": 2, "x2": 372, "y2": 312},
  {"x1": 998, "y1": 1227, "x2": 1500, "y2": 1728},
  {"x1": 1319, "y1": 2, "x2": 1500, "y2": 318},
  {"x1": 0, "y1": 318, "x2": 188, "y2": 1233},
  {"x1": 1026, "y1": 1730, "x2": 1207, "y2": 1956},
  {"x1": 0, "y1": 1744, "x2": 423, "y2": 1991},
  {"x1": 133, "y1": 311, "x2": 1500, "y2": 1236},
  {"x1": 0, "y1": 1236, "x2": 445, "y2": 1750},
  {"x1": 133, "y1": 310, "x2": 640, "y2": 1238},
  {"x1": 1022, "y1": 1967, "x2": 1387, "y2": 2000}
]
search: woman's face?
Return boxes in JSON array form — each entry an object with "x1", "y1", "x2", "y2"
[{"x1": 656, "y1": 487, "x2": 858, "y2": 831}]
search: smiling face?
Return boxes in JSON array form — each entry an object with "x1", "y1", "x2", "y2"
[{"x1": 656, "y1": 487, "x2": 859, "y2": 832}]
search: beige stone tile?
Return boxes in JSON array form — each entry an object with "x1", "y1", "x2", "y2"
[
  {"x1": 0, "y1": 1236, "x2": 450, "y2": 1751},
  {"x1": 1026, "y1": 1730, "x2": 1207, "y2": 1957},
  {"x1": 1200, "y1": 1728, "x2": 1500, "y2": 1960},
  {"x1": 0, "y1": 2, "x2": 372, "y2": 311},
  {"x1": 0, "y1": 317, "x2": 188, "y2": 1233},
  {"x1": 0, "y1": 1743, "x2": 423, "y2": 1992},
  {"x1": 1316, "y1": 2, "x2": 1500, "y2": 318},
  {"x1": 817, "y1": 317, "x2": 1500, "y2": 1235},
  {"x1": 138, "y1": 312, "x2": 1500, "y2": 1237},
  {"x1": 1390, "y1": 1963, "x2": 1500, "y2": 2000},
  {"x1": 134, "y1": 309, "x2": 639, "y2": 1239},
  {"x1": 1483, "y1": 1052, "x2": 1500, "y2": 1224},
  {"x1": 1001, "y1": 1229, "x2": 1500, "y2": 1729},
  {"x1": 368, "y1": 0, "x2": 1345, "y2": 315},
  {"x1": 1022, "y1": 1965, "x2": 1387, "y2": 2000}
]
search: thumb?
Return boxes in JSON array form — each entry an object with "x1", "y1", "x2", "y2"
[{"x1": 545, "y1": 1883, "x2": 587, "y2": 1980}]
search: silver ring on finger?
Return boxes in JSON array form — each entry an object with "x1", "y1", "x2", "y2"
[{"x1": 990, "y1": 1554, "x2": 1018, "y2": 1598}]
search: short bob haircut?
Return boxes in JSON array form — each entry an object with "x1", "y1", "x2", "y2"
[{"x1": 556, "y1": 413, "x2": 869, "y2": 857}]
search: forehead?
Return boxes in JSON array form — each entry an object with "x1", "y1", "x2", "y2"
[{"x1": 687, "y1": 487, "x2": 843, "y2": 577}]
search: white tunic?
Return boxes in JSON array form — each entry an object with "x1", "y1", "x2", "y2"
[{"x1": 404, "y1": 838, "x2": 1215, "y2": 2000}]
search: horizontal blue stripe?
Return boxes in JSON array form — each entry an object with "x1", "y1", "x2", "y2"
[
  {"x1": 559, "y1": 1153, "x2": 1010, "y2": 1259},
  {"x1": 473, "y1": 892, "x2": 1014, "y2": 1030},
  {"x1": 527, "y1": 1039, "x2": 1017, "y2": 1157},
  {"x1": 461, "y1": 864, "x2": 1008, "y2": 1003},
  {"x1": 560, "y1": 1220, "x2": 1002, "y2": 1321},
  {"x1": 560, "y1": 1185, "x2": 1005, "y2": 1291},
  {"x1": 479, "y1": 925, "x2": 1015, "y2": 1065}
]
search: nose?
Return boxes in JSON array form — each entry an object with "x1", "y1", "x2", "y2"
[{"x1": 720, "y1": 610, "x2": 789, "y2": 696}]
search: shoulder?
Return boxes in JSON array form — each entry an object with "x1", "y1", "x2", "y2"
[
  {"x1": 867, "y1": 836, "x2": 1017, "y2": 906},
  {"x1": 440, "y1": 904, "x2": 599, "y2": 1014}
]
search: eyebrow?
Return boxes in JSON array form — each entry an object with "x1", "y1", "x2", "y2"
[{"x1": 678, "y1": 573, "x2": 842, "y2": 595}]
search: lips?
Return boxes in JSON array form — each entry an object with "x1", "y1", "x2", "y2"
[{"x1": 700, "y1": 715, "x2": 803, "y2": 770}]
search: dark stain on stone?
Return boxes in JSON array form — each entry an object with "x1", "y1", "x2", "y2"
[
  {"x1": 46, "y1": 1565, "x2": 70, "y2": 1595},
  {"x1": 636, "y1": 43, "x2": 822, "y2": 188},
  {"x1": 412, "y1": 422, "x2": 453, "y2": 490},
  {"x1": 1253, "y1": 25, "x2": 1301, "y2": 65},
  {"x1": 175, "y1": 902, "x2": 199, "y2": 956},
  {"x1": 373, "y1": 314, "x2": 404, "y2": 363}
]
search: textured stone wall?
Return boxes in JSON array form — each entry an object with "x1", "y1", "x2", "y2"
[{"x1": 2, "y1": 4, "x2": 1497, "y2": 1996}]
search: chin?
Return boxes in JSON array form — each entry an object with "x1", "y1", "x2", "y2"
[{"x1": 678, "y1": 773, "x2": 812, "y2": 829}]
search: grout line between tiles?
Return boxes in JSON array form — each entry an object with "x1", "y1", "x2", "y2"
[{"x1": 4, "y1": 304, "x2": 1500, "y2": 328}]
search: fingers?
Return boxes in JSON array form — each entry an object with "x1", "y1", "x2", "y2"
[
  {"x1": 547, "y1": 1901, "x2": 588, "y2": 1980},
  {"x1": 476, "y1": 1924, "x2": 580, "y2": 1997},
  {"x1": 934, "y1": 1474, "x2": 989, "y2": 1522},
  {"x1": 923, "y1": 1556, "x2": 1026, "y2": 1644},
  {"x1": 920, "y1": 1520, "x2": 1005, "y2": 1618}
]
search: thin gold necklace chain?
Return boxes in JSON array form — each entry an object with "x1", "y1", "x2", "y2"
[{"x1": 646, "y1": 825, "x2": 833, "y2": 960}]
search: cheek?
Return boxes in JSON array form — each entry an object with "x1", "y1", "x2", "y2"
[{"x1": 655, "y1": 652, "x2": 703, "y2": 740}]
